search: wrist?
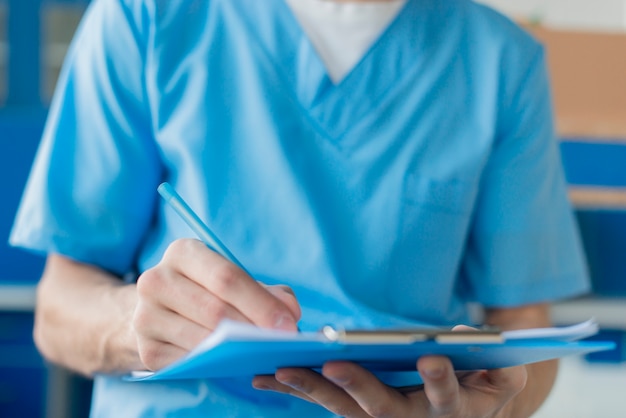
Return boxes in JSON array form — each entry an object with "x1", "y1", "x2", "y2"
[{"x1": 98, "y1": 282, "x2": 144, "y2": 373}]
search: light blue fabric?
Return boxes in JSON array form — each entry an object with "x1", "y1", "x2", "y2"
[{"x1": 11, "y1": 0, "x2": 590, "y2": 416}]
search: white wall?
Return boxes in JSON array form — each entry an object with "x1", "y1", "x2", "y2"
[
  {"x1": 534, "y1": 357, "x2": 626, "y2": 418},
  {"x1": 477, "y1": 0, "x2": 626, "y2": 32}
]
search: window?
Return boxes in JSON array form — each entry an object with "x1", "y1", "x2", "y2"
[
  {"x1": 41, "y1": 2, "x2": 86, "y2": 102},
  {"x1": 0, "y1": 0, "x2": 87, "y2": 108}
]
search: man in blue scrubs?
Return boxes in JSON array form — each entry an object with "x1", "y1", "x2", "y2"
[{"x1": 11, "y1": 0, "x2": 589, "y2": 416}]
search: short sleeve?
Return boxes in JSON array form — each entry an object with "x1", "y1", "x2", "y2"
[
  {"x1": 461, "y1": 46, "x2": 590, "y2": 307},
  {"x1": 10, "y1": 0, "x2": 162, "y2": 275}
]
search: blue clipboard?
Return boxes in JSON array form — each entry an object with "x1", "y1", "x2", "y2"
[{"x1": 128, "y1": 319, "x2": 615, "y2": 382}]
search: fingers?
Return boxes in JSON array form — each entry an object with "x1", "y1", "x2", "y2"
[
  {"x1": 255, "y1": 363, "x2": 416, "y2": 418},
  {"x1": 451, "y1": 324, "x2": 477, "y2": 331},
  {"x1": 254, "y1": 359, "x2": 525, "y2": 418},
  {"x1": 133, "y1": 308, "x2": 195, "y2": 370},
  {"x1": 255, "y1": 368, "x2": 373, "y2": 418},
  {"x1": 133, "y1": 299, "x2": 210, "y2": 352},
  {"x1": 163, "y1": 239, "x2": 300, "y2": 331},
  {"x1": 417, "y1": 356, "x2": 461, "y2": 414},
  {"x1": 135, "y1": 339, "x2": 187, "y2": 372},
  {"x1": 137, "y1": 260, "x2": 250, "y2": 331},
  {"x1": 417, "y1": 355, "x2": 527, "y2": 417},
  {"x1": 134, "y1": 238, "x2": 302, "y2": 370},
  {"x1": 484, "y1": 366, "x2": 528, "y2": 399},
  {"x1": 321, "y1": 362, "x2": 412, "y2": 417},
  {"x1": 264, "y1": 284, "x2": 302, "y2": 321},
  {"x1": 252, "y1": 374, "x2": 317, "y2": 404}
]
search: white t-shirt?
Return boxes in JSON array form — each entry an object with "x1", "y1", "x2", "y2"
[{"x1": 284, "y1": 0, "x2": 407, "y2": 83}]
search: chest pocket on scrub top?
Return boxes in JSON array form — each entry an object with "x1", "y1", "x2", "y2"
[
  {"x1": 386, "y1": 174, "x2": 479, "y2": 314},
  {"x1": 404, "y1": 174, "x2": 477, "y2": 216},
  {"x1": 401, "y1": 174, "x2": 477, "y2": 253}
]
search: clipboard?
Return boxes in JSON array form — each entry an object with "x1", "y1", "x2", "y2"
[{"x1": 127, "y1": 319, "x2": 614, "y2": 382}]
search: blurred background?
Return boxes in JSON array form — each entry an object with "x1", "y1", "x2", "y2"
[{"x1": 0, "y1": 0, "x2": 624, "y2": 417}]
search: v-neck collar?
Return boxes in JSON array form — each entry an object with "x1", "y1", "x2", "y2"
[
  {"x1": 283, "y1": 0, "x2": 408, "y2": 84},
  {"x1": 233, "y1": 0, "x2": 435, "y2": 141}
]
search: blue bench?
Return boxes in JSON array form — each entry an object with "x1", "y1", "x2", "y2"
[{"x1": 561, "y1": 140, "x2": 626, "y2": 297}]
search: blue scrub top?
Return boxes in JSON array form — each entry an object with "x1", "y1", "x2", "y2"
[{"x1": 11, "y1": 0, "x2": 590, "y2": 416}]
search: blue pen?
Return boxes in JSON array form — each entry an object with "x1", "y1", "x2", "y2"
[{"x1": 157, "y1": 182, "x2": 248, "y2": 273}]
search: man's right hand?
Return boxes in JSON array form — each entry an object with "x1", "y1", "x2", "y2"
[{"x1": 133, "y1": 238, "x2": 301, "y2": 371}]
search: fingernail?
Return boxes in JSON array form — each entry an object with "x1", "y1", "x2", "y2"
[
  {"x1": 423, "y1": 366, "x2": 445, "y2": 379},
  {"x1": 252, "y1": 382, "x2": 270, "y2": 391},
  {"x1": 327, "y1": 374, "x2": 348, "y2": 385},
  {"x1": 282, "y1": 377, "x2": 304, "y2": 391},
  {"x1": 273, "y1": 313, "x2": 297, "y2": 331}
]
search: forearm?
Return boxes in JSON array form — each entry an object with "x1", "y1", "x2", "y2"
[{"x1": 34, "y1": 254, "x2": 143, "y2": 376}]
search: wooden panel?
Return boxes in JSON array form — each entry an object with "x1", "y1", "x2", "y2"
[{"x1": 524, "y1": 25, "x2": 626, "y2": 139}]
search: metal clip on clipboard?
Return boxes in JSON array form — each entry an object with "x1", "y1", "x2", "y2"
[{"x1": 322, "y1": 326, "x2": 504, "y2": 344}]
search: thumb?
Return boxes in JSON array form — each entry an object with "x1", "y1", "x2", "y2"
[{"x1": 484, "y1": 365, "x2": 528, "y2": 398}]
